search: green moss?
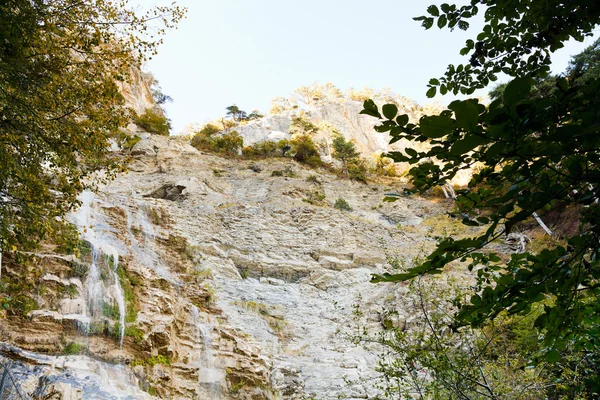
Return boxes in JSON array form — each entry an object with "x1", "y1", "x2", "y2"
[
  {"x1": 10, "y1": 295, "x2": 38, "y2": 317},
  {"x1": 233, "y1": 300, "x2": 287, "y2": 336},
  {"x1": 69, "y1": 261, "x2": 88, "y2": 278},
  {"x1": 124, "y1": 135, "x2": 142, "y2": 150},
  {"x1": 125, "y1": 326, "x2": 145, "y2": 344},
  {"x1": 63, "y1": 342, "x2": 87, "y2": 355},
  {"x1": 191, "y1": 268, "x2": 213, "y2": 280},
  {"x1": 131, "y1": 355, "x2": 171, "y2": 367},
  {"x1": 102, "y1": 301, "x2": 120, "y2": 320},
  {"x1": 204, "y1": 283, "x2": 216, "y2": 305},
  {"x1": 116, "y1": 263, "x2": 139, "y2": 323},
  {"x1": 65, "y1": 284, "x2": 79, "y2": 299}
]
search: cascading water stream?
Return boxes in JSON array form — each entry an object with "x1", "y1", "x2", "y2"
[
  {"x1": 74, "y1": 191, "x2": 126, "y2": 347},
  {"x1": 125, "y1": 201, "x2": 177, "y2": 283},
  {"x1": 110, "y1": 249, "x2": 126, "y2": 348},
  {"x1": 191, "y1": 306, "x2": 223, "y2": 398}
]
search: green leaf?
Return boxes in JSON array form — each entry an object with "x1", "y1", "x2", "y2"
[
  {"x1": 383, "y1": 193, "x2": 401, "y2": 202},
  {"x1": 419, "y1": 115, "x2": 454, "y2": 138},
  {"x1": 449, "y1": 100, "x2": 480, "y2": 130},
  {"x1": 429, "y1": 78, "x2": 440, "y2": 86},
  {"x1": 396, "y1": 114, "x2": 409, "y2": 126},
  {"x1": 360, "y1": 99, "x2": 381, "y2": 118},
  {"x1": 461, "y1": 217, "x2": 480, "y2": 227},
  {"x1": 405, "y1": 148, "x2": 418, "y2": 157},
  {"x1": 427, "y1": 5, "x2": 440, "y2": 16},
  {"x1": 450, "y1": 134, "x2": 486, "y2": 155},
  {"x1": 568, "y1": 159, "x2": 583, "y2": 178},
  {"x1": 545, "y1": 349, "x2": 560, "y2": 363},
  {"x1": 503, "y1": 77, "x2": 532, "y2": 107},
  {"x1": 426, "y1": 87, "x2": 437, "y2": 98},
  {"x1": 437, "y1": 14, "x2": 447, "y2": 29},
  {"x1": 382, "y1": 104, "x2": 398, "y2": 120},
  {"x1": 422, "y1": 17, "x2": 434, "y2": 30}
]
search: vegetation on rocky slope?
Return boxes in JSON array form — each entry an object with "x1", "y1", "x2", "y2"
[
  {"x1": 364, "y1": 0, "x2": 600, "y2": 397},
  {"x1": 0, "y1": 0, "x2": 185, "y2": 254}
]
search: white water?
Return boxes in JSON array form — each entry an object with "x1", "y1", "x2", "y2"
[
  {"x1": 74, "y1": 191, "x2": 126, "y2": 345},
  {"x1": 125, "y1": 202, "x2": 177, "y2": 283},
  {"x1": 7, "y1": 345, "x2": 152, "y2": 399},
  {"x1": 191, "y1": 305, "x2": 223, "y2": 397},
  {"x1": 110, "y1": 249, "x2": 126, "y2": 348}
]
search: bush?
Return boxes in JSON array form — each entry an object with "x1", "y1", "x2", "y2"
[
  {"x1": 372, "y1": 155, "x2": 397, "y2": 177},
  {"x1": 242, "y1": 140, "x2": 278, "y2": 158},
  {"x1": 305, "y1": 155, "x2": 322, "y2": 168},
  {"x1": 302, "y1": 190, "x2": 326, "y2": 205},
  {"x1": 306, "y1": 174, "x2": 321, "y2": 183},
  {"x1": 134, "y1": 109, "x2": 171, "y2": 136},
  {"x1": 348, "y1": 160, "x2": 367, "y2": 182},
  {"x1": 291, "y1": 134, "x2": 320, "y2": 164},
  {"x1": 334, "y1": 198, "x2": 353, "y2": 211},
  {"x1": 190, "y1": 124, "x2": 221, "y2": 150},
  {"x1": 271, "y1": 166, "x2": 297, "y2": 178},
  {"x1": 214, "y1": 130, "x2": 243, "y2": 155},
  {"x1": 190, "y1": 125, "x2": 243, "y2": 156},
  {"x1": 290, "y1": 115, "x2": 319, "y2": 136}
]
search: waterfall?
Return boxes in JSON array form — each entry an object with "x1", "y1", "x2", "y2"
[
  {"x1": 74, "y1": 191, "x2": 127, "y2": 346},
  {"x1": 191, "y1": 306, "x2": 223, "y2": 398},
  {"x1": 125, "y1": 202, "x2": 177, "y2": 283},
  {"x1": 110, "y1": 249, "x2": 126, "y2": 348}
]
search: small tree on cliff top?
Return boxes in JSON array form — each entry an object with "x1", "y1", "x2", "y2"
[{"x1": 363, "y1": 0, "x2": 600, "y2": 395}]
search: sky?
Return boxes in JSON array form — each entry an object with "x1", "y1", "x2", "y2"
[{"x1": 140, "y1": 0, "x2": 600, "y2": 134}]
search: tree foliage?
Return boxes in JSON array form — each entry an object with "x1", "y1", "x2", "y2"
[
  {"x1": 416, "y1": 0, "x2": 600, "y2": 97},
  {"x1": 332, "y1": 135, "x2": 360, "y2": 172},
  {"x1": 226, "y1": 104, "x2": 248, "y2": 122},
  {"x1": 0, "y1": 0, "x2": 185, "y2": 252},
  {"x1": 363, "y1": 0, "x2": 600, "y2": 396}
]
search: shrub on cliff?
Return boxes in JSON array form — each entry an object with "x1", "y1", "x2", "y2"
[
  {"x1": 134, "y1": 109, "x2": 171, "y2": 136},
  {"x1": 191, "y1": 125, "x2": 243, "y2": 156},
  {"x1": 290, "y1": 135, "x2": 321, "y2": 166}
]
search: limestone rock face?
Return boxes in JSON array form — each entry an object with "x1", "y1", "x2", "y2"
[
  {"x1": 0, "y1": 135, "x2": 454, "y2": 399},
  {"x1": 235, "y1": 97, "x2": 428, "y2": 158},
  {"x1": 119, "y1": 68, "x2": 158, "y2": 116}
]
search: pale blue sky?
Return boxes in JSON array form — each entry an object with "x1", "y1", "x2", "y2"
[{"x1": 142, "y1": 1, "x2": 599, "y2": 134}]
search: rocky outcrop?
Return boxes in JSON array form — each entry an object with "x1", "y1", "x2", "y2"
[{"x1": 235, "y1": 96, "x2": 429, "y2": 158}]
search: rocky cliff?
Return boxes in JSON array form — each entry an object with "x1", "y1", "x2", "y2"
[
  {"x1": 0, "y1": 71, "x2": 489, "y2": 399},
  {"x1": 0, "y1": 128, "x2": 474, "y2": 399}
]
